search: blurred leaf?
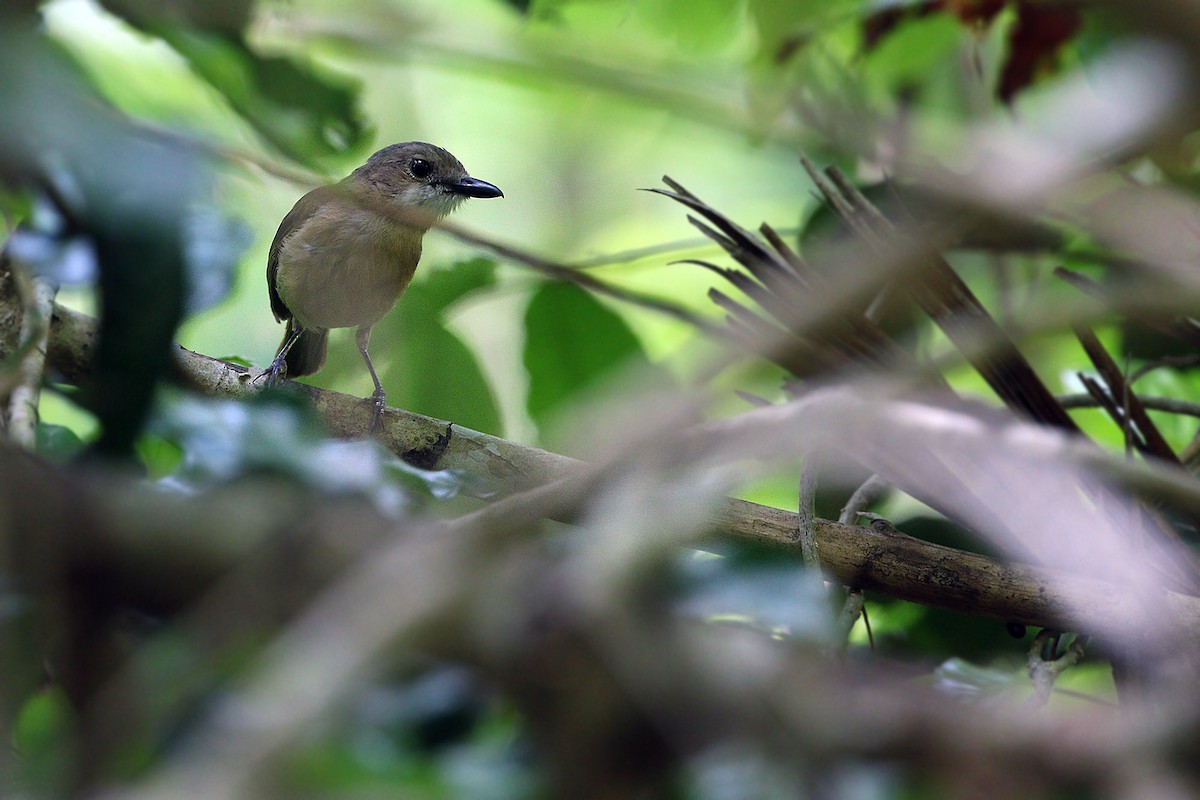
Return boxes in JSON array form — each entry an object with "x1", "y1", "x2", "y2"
[
  {"x1": 4, "y1": 227, "x2": 97, "y2": 286},
  {"x1": 12, "y1": 688, "x2": 75, "y2": 798},
  {"x1": 96, "y1": 0, "x2": 365, "y2": 164},
  {"x1": 354, "y1": 667, "x2": 488, "y2": 752},
  {"x1": 134, "y1": 433, "x2": 184, "y2": 479},
  {"x1": 748, "y1": 0, "x2": 857, "y2": 64},
  {"x1": 375, "y1": 272, "x2": 504, "y2": 436},
  {"x1": 862, "y1": 13, "x2": 963, "y2": 95},
  {"x1": 673, "y1": 552, "x2": 835, "y2": 643},
  {"x1": 999, "y1": 2, "x2": 1083, "y2": 104},
  {"x1": 183, "y1": 205, "x2": 252, "y2": 314},
  {"x1": 150, "y1": 394, "x2": 414, "y2": 513},
  {"x1": 0, "y1": 27, "x2": 200, "y2": 457},
  {"x1": 98, "y1": 0, "x2": 253, "y2": 34},
  {"x1": 635, "y1": 0, "x2": 745, "y2": 54},
  {"x1": 420, "y1": 258, "x2": 497, "y2": 314},
  {"x1": 0, "y1": 185, "x2": 33, "y2": 230},
  {"x1": 528, "y1": 0, "x2": 622, "y2": 21},
  {"x1": 35, "y1": 422, "x2": 86, "y2": 462},
  {"x1": 386, "y1": 460, "x2": 496, "y2": 502},
  {"x1": 870, "y1": 598, "x2": 1025, "y2": 661},
  {"x1": 164, "y1": 29, "x2": 368, "y2": 164},
  {"x1": 932, "y1": 657, "x2": 1021, "y2": 699},
  {"x1": 523, "y1": 280, "x2": 660, "y2": 431}
]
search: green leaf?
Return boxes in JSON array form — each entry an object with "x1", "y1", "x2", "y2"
[
  {"x1": 95, "y1": 0, "x2": 366, "y2": 164},
  {"x1": 161, "y1": 29, "x2": 369, "y2": 164},
  {"x1": 862, "y1": 13, "x2": 963, "y2": 95},
  {"x1": 35, "y1": 422, "x2": 86, "y2": 462},
  {"x1": 523, "y1": 281, "x2": 663, "y2": 431},
  {"x1": 747, "y1": 0, "x2": 858, "y2": 64},
  {"x1": 12, "y1": 688, "x2": 75, "y2": 797},
  {"x1": 420, "y1": 258, "x2": 497, "y2": 313},
  {"x1": 377, "y1": 285, "x2": 504, "y2": 436},
  {"x1": 98, "y1": 0, "x2": 253, "y2": 34},
  {"x1": 135, "y1": 433, "x2": 184, "y2": 479},
  {"x1": 635, "y1": 0, "x2": 745, "y2": 53}
]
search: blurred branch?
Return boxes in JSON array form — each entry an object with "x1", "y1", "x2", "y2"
[
  {"x1": 70, "y1": 458, "x2": 1162, "y2": 800},
  {"x1": 1027, "y1": 632, "x2": 1088, "y2": 710},
  {"x1": 28, "y1": 298, "x2": 1200, "y2": 639},
  {"x1": 7, "y1": 270, "x2": 57, "y2": 449}
]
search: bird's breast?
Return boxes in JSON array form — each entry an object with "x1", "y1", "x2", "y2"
[{"x1": 275, "y1": 206, "x2": 424, "y2": 330}]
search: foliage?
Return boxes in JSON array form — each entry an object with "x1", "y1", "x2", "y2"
[{"x1": 3, "y1": 0, "x2": 1200, "y2": 798}]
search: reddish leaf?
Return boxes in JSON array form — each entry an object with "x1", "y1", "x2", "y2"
[
  {"x1": 998, "y1": 1, "x2": 1083, "y2": 103},
  {"x1": 863, "y1": 0, "x2": 1007, "y2": 49},
  {"x1": 945, "y1": 0, "x2": 1007, "y2": 25}
]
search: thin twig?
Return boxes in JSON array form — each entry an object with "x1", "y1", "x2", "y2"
[
  {"x1": 1059, "y1": 393, "x2": 1200, "y2": 420},
  {"x1": 839, "y1": 474, "x2": 889, "y2": 525}
]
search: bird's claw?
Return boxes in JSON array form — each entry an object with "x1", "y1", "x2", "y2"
[
  {"x1": 366, "y1": 388, "x2": 387, "y2": 435},
  {"x1": 257, "y1": 356, "x2": 289, "y2": 387}
]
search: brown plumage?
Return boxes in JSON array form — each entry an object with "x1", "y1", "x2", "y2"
[{"x1": 265, "y1": 142, "x2": 502, "y2": 427}]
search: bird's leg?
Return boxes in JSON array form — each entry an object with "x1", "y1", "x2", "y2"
[
  {"x1": 261, "y1": 325, "x2": 303, "y2": 385},
  {"x1": 356, "y1": 324, "x2": 387, "y2": 433}
]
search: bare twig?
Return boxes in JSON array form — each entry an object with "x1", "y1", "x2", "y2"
[
  {"x1": 839, "y1": 474, "x2": 889, "y2": 525},
  {"x1": 1075, "y1": 325, "x2": 1181, "y2": 466},
  {"x1": 1060, "y1": 393, "x2": 1200, "y2": 420}
]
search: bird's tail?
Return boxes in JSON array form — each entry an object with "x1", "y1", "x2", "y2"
[{"x1": 279, "y1": 320, "x2": 329, "y2": 377}]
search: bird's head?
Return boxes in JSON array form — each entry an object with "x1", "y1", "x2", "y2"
[{"x1": 352, "y1": 141, "x2": 502, "y2": 223}]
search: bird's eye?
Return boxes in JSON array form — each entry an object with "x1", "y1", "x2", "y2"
[{"x1": 410, "y1": 159, "x2": 433, "y2": 179}]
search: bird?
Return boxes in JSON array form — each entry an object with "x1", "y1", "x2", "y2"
[{"x1": 264, "y1": 141, "x2": 502, "y2": 430}]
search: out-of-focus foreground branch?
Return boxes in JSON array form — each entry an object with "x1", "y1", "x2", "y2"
[{"x1": 25, "y1": 293, "x2": 1200, "y2": 640}]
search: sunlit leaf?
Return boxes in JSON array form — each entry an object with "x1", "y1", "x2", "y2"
[
  {"x1": 635, "y1": 0, "x2": 745, "y2": 54},
  {"x1": 377, "y1": 286, "x2": 504, "y2": 436},
  {"x1": 134, "y1": 433, "x2": 184, "y2": 479},
  {"x1": 419, "y1": 258, "x2": 497, "y2": 314},
  {"x1": 523, "y1": 280, "x2": 662, "y2": 432}
]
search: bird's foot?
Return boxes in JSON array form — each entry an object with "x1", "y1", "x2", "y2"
[
  {"x1": 257, "y1": 355, "x2": 289, "y2": 387},
  {"x1": 365, "y1": 387, "x2": 387, "y2": 435}
]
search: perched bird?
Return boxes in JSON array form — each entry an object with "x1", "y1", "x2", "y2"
[{"x1": 265, "y1": 142, "x2": 502, "y2": 428}]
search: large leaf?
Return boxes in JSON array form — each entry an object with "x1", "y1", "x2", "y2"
[
  {"x1": 0, "y1": 27, "x2": 198, "y2": 457},
  {"x1": 523, "y1": 280, "x2": 660, "y2": 431},
  {"x1": 97, "y1": 0, "x2": 367, "y2": 165},
  {"x1": 371, "y1": 263, "x2": 504, "y2": 436},
  {"x1": 419, "y1": 257, "x2": 497, "y2": 314},
  {"x1": 162, "y1": 29, "x2": 368, "y2": 164}
]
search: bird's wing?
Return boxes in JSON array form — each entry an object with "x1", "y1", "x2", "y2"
[{"x1": 267, "y1": 185, "x2": 340, "y2": 323}]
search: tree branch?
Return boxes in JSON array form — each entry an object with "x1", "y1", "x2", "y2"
[{"x1": 28, "y1": 298, "x2": 1200, "y2": 639}]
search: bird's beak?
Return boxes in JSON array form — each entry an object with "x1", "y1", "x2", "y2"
[{"x1": 444, "y1": 176, "x2": 504, "y2": 199}]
